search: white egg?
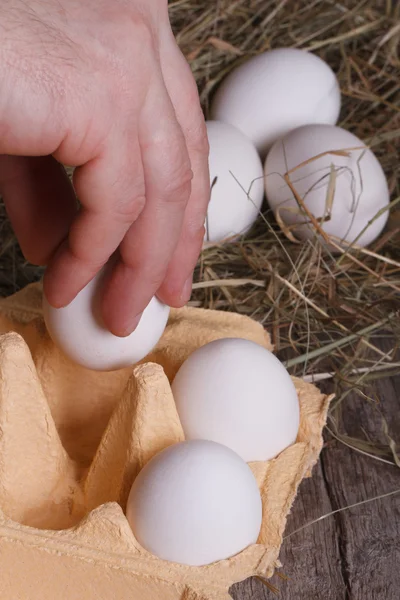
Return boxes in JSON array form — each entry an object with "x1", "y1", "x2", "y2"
[
  {"x1": 264, "y1": 124, "x2": 390, "y2": 248},
  {"x1": 205, "y1": 121, "x2": 264, "y2": 243},
  {"x1": 172, "y1": 338, "x2": 299, "y2": 462},
  {"x1": 211, "y1": 48, "x2": 341, "y2": 157},
  {"x1": 126, "y1": 440, "x2": 262, "y2": 566},
  {"x1": 43, "y1": 267, "x2": 170, "y2": 371}
]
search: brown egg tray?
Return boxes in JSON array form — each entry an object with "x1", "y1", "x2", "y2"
[{"x1": 0, "y1": 283, "x2": 331, "y2": 600}]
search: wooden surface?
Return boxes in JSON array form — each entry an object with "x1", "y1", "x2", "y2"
[{"x1": 231, "y1": 338, "x2": 400, "y2": 600}]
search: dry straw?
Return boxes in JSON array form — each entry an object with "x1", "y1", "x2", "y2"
[{"x1": 175, "y1": 0, "x2": 400, "y2": 467}]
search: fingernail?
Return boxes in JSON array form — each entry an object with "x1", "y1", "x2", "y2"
[
  {"x1": 114, "y1": 312, "x2": 143, "y2": 338},
  {"x1": 181, "y1": 275, "x2": 193, "y2": 304},
  {"x1": 43, "y1": 272, "x2": 71, "y2": 309}
]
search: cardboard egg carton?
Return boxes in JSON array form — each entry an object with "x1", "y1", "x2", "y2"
[{"x1": 0, "y1": 283, "x2": 331, "y2": 600}]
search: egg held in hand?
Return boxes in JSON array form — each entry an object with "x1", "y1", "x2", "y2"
[
  {"x1": 264, "y1": 124, "x2": 390, "y2": 248},
  {"x1": 211, "y1": 48, "x2": 341, "y2": 157},
  {"x1": 172, "y1": 338, "x2": 300, "y2": 462},
  {"x1": 204, "y1": 121, "x2": 264, "y2": 243},
  {"x1": 43, "y1": 266, "x2": 170, "y2": 371},
  {"x1": 126, "y1": 440, "x2": 262, "y2": 566}
]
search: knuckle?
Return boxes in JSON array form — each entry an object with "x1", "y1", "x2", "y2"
[
  {"x1": 162, "y1": 165, "x2": 193, "y2": 202},
  {"x1": 68, "y1": 227, "x2": 105, "y2": 268},
  {"x1": 143, "y1": 270, "x2": 166, "y2": 289},
  {"x1": 153, "y1": 139, "x2": 193, "y2": 202},
  {"x1": 132, "y1": 20, "x2": 155, "y2": 50},
  {"x1": 113, "y1": 194, "x2": 146, "y2": 223},
  {"x1": 185, "y1": 222, "x2": 206, "y2": 246},
  {"x1": 68, "y1": 241, "x2": 106, "y2": 272},
  {"x1": 110, "y1": 14, "x2": 155, "y2": 53},
  {"x1": 122, "y1": 257, "x2": 166, "y2": 289}
]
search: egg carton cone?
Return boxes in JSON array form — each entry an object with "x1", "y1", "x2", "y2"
[{"x1": 0, "y1": 283, "x2": 332, "y2": 600}]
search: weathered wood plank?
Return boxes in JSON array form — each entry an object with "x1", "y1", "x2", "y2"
[
  {"x1": 320, "y1": 338, "x2": 400, "y2": 600},
  {"x1": 277, "y1": 461, "x2": 347, "y2": 600},
  {"x1": 231, "y1": 461, "x2": 347, "y2": 600},
  {"x1": 232, "y1": 337, "x2": 400, "y2": 599},
  {"x1": 321, "y1": 445, "x2": 400, "y2": 600}
]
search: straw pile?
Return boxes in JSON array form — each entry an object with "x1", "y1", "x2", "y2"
[{"x1": 0, "y1": 0, "x2": 399, "y2": 464}]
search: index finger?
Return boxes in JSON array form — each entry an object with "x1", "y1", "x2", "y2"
[{"x1": 43, "y1": 130, "x2": 146, "y2": 308}]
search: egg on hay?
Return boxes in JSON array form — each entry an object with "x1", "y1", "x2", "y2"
[
  {"x1": 204, "y1": 120, "x2": 264, "y2": 244},
  {"x1": 264, "y1": 124, "x2": 390, "y2": 249},
  {"x1": 211, "y1": 48, "x2": 341, "y2": 157}
]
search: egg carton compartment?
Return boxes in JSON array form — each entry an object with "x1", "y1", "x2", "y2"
[{"x1": 0, "y1": 283, "x2": 331, "y2": 600}]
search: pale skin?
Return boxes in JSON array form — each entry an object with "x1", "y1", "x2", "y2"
[{"x1": 0, "y1": 0, "x2": 210, "y2": 336}]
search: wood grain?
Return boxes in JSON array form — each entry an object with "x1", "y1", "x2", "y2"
[{"x1": 231, "y1": 338, "x2": 400, "y2": 599}]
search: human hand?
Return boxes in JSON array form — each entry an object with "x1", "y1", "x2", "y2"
[{"x1": 0, "y1": 0, "x2": 209, "y2": 336}]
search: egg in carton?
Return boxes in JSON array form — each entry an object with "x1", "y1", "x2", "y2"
[{"x1": 0, "y1": 283, "x2": 331, "y2": 600}]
